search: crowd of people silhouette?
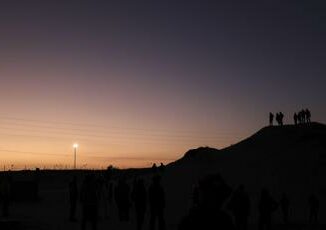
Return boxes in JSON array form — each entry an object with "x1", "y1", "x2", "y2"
[
  {"x1": 0, "y1": 168, "x2": 322, "y2": 230},
  {"x1": 294, "y1": 109, "x2": 311, "y2": 125},
  {"x1": 269, "y1": 112, "x2": 284, "y2": 126},
  {"x1": 269, "y1": 109, "x2": 312, "y2": 126}
]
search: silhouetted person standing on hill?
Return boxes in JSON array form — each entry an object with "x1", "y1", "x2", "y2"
[
  {"x1": 115, "y1": 177, "x2": 131, "y2": 221},
  {"x1": 308, "y1": 194, "x2": 319, "y2": 224},
  {"x1": 293, "y1": 113, "x2": 298, "y2": 125},
  {"x1": 80, "y1": 174, "x2": 99, "y2": 230},
  {"x1": 69, "y1": 176, "x2": 78, "y2": 221},
  {"x1": 258, "y1": 189, "x2": 278, "y2": 230},
  {"x1": 305, "y1": 109, "x2": 311, "y2": 123},
  {"x1": 269, "y1": 113, "x2": 274, "y2": 126},
  {"x1": 149, "y1": 175, "x2": 166, "y2": 230},
  {"x1": 280, "y1": 193, "x2": 290, "y2": 224},
  {"x1": 132, "y1": 178, "x2": 147, "y2": 230},
  {"x1": 227, "y1": 184, "x2": 250, "y2": 230},
  {"x1": 279, "y1": 112, "x2": 284, "y2": 126}
]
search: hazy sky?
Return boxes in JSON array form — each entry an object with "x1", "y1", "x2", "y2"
[{"x1": 0, "y1": 1, "x2": 325, "y2": 169}]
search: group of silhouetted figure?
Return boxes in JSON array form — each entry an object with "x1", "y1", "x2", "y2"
[
  {"x1": 293, "y1": 109, "x2": 311, "y2": 125},
  {"x1": 68, "y1": 171, "x2": 166, "y2": 230},
  {"x1": 269, "y1": 109, "x2": 312, "y2": 126},
  {"x1": 269, "y1": 112, "x2": 284, "y2": 126},
  {"x1": 179, "y1": 173, "x2": 321, "y2": 230}
]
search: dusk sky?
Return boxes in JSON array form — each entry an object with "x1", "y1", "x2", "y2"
[{"x1": 0, "y1": 1, "x2": 325, "y2": 169}]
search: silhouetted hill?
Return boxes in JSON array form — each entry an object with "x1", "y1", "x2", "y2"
[{"x1": 164, "y1": 122, "x2": 326, "y2": 224}]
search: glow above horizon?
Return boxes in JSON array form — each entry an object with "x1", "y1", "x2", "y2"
[{"x1": 0, "y1": 1, "x2": 325, "y2": 169}]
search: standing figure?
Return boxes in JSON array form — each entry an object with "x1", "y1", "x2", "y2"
[
  {"x1": 305, "y1": 109, "x2": 311, "y2": 123},
  {"x1": 308, "y1": 194, "x2": 319, "y2": 224},
  {"x1": 279, "y1": 112, "x2": 284, "y2": 126},
  {"x1": 258, "y1": 189, "x2": 278, "y2": 230},
  {"x1": 269, "y1": 113, "x2": 274, "y2": 126},
  {"x1": 80, "y1": 174, "x2": 99, "y2": 230},
  {"x1": 280, "y1": 193, "x2": 290, "y2": 224},
  {"x1": 149, "y1": 175, "x2": 166, "y2": 230},
  {"x1": 132, "y1": 178, "x2": 147, "y2": 230},
  {"x1": 293, "y1": 113, "x2": 298, "y2": 125},
  {"x1": 115, "y1": 177, "x2": 131, "y2": 221},
  {"x1": 227, "y1": 184, "x2": 250, "y2": 230},
  {"x1": 69, "y1": 176, "x2": 78, "y2": 221}
]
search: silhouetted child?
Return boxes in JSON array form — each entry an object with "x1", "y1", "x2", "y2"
[
  {"x1": 280, "y1": 193, "x2": 290, "y2": 224},
  {"x1": 80, "y1": 174, "x2": 99, "y2": 230},
  {"x1": 227, "y1": 184, "x2": 250, "y2": 230},
  {"x1": 131, "y1": 178, "x2": 147, "y2": 230},
  {"x1": 269, "y1": 113, "x2": 274, "y2": 126},
  {"x1": 69, "y1": 176, "x2": 78, "y2": 221},
  {"x1": 115, "y1": 177, "x2": 131, "y2": 221},
  {"x1": 308, "y1": 194, "x2": 319, "y2": 224},
  {"x1": 149, "y1": 175, "x2": 166, "y2": 230},
  {"x1": 258, "y1": 189, "x2": 278, "y2": 230}
]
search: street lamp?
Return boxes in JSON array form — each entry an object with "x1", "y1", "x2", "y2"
[{"x1": 73, "y1": 143, "x2": 78, "y2": 169}]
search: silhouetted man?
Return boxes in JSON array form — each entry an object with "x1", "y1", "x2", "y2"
[
  {"x1": 269, "y1": 113, "x2": 274, "y2": 126},
  {"x1": 305, "y1": 109, "x2": 311, "y2": 123},
  {"x1": 149, "y1": 175, "x2": 166, "y2": 230},
  {"x1": 228, "y1": 184, "x2": 250, "y2": 230},
  {"x1": 132, "y1": 178, "x2": 147, "y2": 230},
  {"x1": 280, "y1": 193, "x2": 290, "y2": 224},
  {"x1": 308, "y1": 194, "x2": 319, "y2": 224},
  {"x1": 258, "y1": 189, "x2": 278, "y2": 230},
  {"x1": 293, "y1": 113, "x2": 298, "y2": 125},
  {"x1": 69, "y1": 176, "x2": 78, "y2": 221},
  {"x1": 80, "y1": 174, "x2": 99, "y2": 230},
  {"x1": 279, "y1": 112, "x2": 284, "y2": 126},
  {"x1": 115, "y1": 177, "x2": 131, "y2": 221},
  {"x1": 301, "y1": 109, "x2": 306, "y2": 123}
]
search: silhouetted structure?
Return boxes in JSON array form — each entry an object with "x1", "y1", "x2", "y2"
[
  {"x1": 80, "y1": 174, "x2": 99, "y2": 230},
  {"x1": 179, "y1": 173, "x2": 234, "y2": 230},
  {"x1": 258, "y1": 189, "x2": 278, "y2": 230},
  {"x1": 308, "y1": 194, "x2": 319, "y2": 224},
  {"x1": 227, "y1": 184, "x2": 250, "y2": 230},
  {"x1": 115, "y1": 177, "x2": 131, "y2": 222},
  {"x1": 280, "y1": 193, "x2": 290, "y2": 224},
  {"x1": 132, "y1": 178, "x2": 147, "y2": 230},
  {"x1": 149, "y1": 175, "x2": 166, "y2": 230},
  {"x1": 69, "y1": 176, "x2": 78, "y2": 221},
  {"x1": 269, "y1": 113, "x2": 274, "y2": 126}
]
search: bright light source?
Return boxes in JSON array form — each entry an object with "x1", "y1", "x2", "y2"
[{"x1": 73, "y1": 143, "x2": 79, "y2": 149}]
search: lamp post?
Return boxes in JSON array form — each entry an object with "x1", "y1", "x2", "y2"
[{"x1": 73, "y1": 143, "x2": 78, "y2": 169}]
